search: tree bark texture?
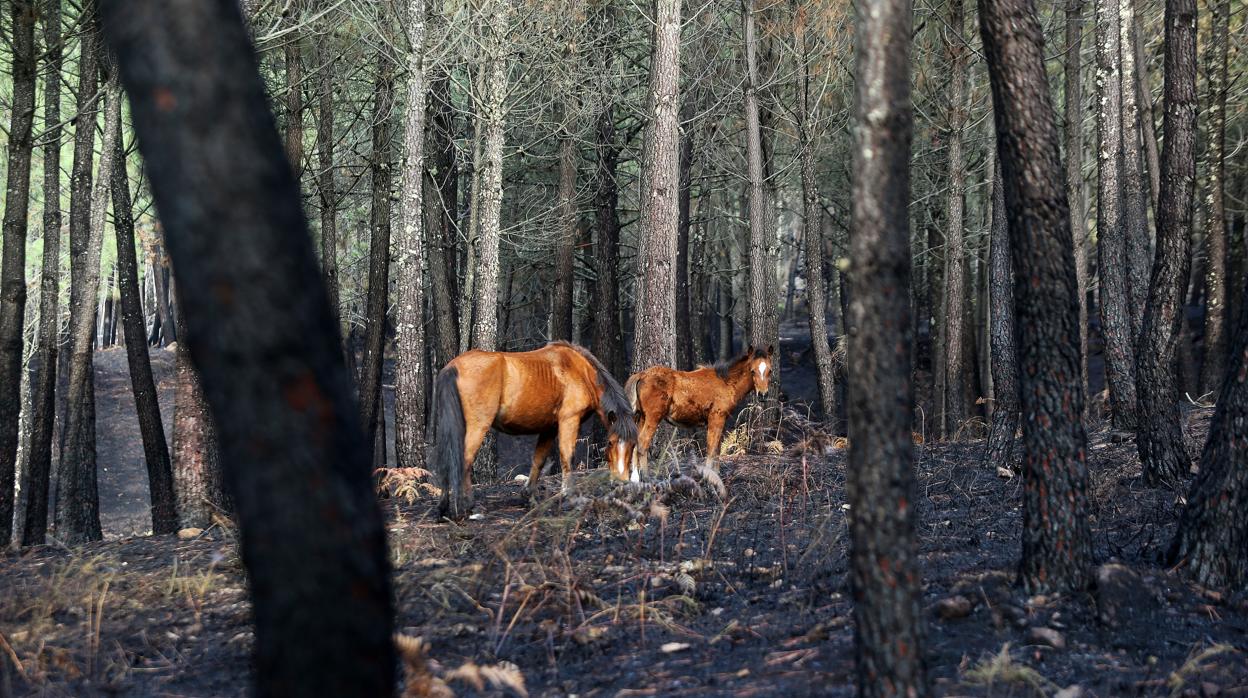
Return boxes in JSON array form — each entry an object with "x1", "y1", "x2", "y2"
[
  {"x1": 1120, "y1": 0, "x2": 1151, "y2": 343},
  {"x1": 427, "y1": 73, "x2": 460, "y2": 368},
  {"x1": 1135, "y1": 0, "x2": 1195, "y2": 487},
  {"x1": 99, "y1": 1, "x2": 395, "y2": 693},
  {"x1": 551, "y1": 133, "x2": 577, "y2": 341},
  {"x1": 979, "y1": 0, "x2": 1095, "y2": 593},
  {"x1": 941, "y1": 0, "x2": 970, "y2": 439},
  {"x1": 592, "y1": 104, "x2": 625, "y2": 378},
  {"x1": 315, "y1": 11, "x2": 340, "y2": 336},
  {"x1": 984, "y1": 156, "x2": 1019, "y2": 468},
  {"x1": 847, "y1": 0, "x2": 929, "y2": 691},
  {"x1": 1064, "y1": 0, "x2": 1090, "y2": 411},
  {"x1": 172, "y1": 318, "x2": 225, "y2": 530},
  {"x1": 1199, "y1": 0, "x2": 1230, "y2": 396}
]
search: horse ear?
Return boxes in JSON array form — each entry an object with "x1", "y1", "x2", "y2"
[
  {"x1": 766, "y1": 344, "x2": 775, "y2": 357},
  {"x1": 746, "y1": 346, "x2": 757, "y2": 358}
]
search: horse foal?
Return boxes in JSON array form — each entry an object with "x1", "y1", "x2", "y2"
[{"x1": 626, "y1": 345, "x2": 773, "y2": 476}]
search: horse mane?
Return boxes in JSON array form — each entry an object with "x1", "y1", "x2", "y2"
[
  {"x1": 706, "y1": 349, "x2": 755, "y2": 381},
  {"x1": 549, "y1": 342, "x2": 638, "y2": 441}
]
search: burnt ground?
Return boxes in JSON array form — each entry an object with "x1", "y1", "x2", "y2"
[{"x1": 2, "y1": 336, "x2": 1247, "y2": 697}]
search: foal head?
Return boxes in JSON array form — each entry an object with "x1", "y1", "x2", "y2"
[
  {"x1": 604, "y1": 410, "x2": 639, "y2": 482},
  {"x1": 748, "y1": 345, "x2": 775, "y2": 395}
]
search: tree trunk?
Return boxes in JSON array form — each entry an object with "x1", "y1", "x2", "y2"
[
  {"x1": 551, "y1": 133, "x2": 577, "y2": 341},
  {"x1": 426, "y1": 72, "x2": 460, "y2": 368},
  {"x1": 1169, "y1": 282, "x2": 1248, "y2": 589},
  {"x1": 58, "y1": 49, "x2": 120, "y2": 546},
  {"x1": 979, "y1": 0, "x2": 1095, "y2": 593},
  {"x1": 0, "y1": 0, "x2": 38, "y2": 545},
  {"x1": 395, "y1": 0, "x2": 428, "y2": 472},
  {"x1": 314, "y1": 9, "x2": 340, "y2": 337},
  {"x1": 1119, "y1": 0, "x2": 1151, "y2": 343},
  {"x1": 173, "y1": 329, "x2": 224, "y2": 529},
  {"x1": 284, "y1": 5, "x2": 304, "y2": 184},
  {"x1": 984, "y1": 155, "x2": 1019, "y2": 468},
  {"x1": 592, "y1": 104, "x2": 625, "y2": 378},
  {"x1": 633, "y1": 0, "x2": 682, "y2": 373},
  {"x1": 1135, "y1": 0, "x2": 1195, "y2": 486},
  {"x1": 359, "y1": 53, "x2": 395, "y2": 466},
  {"x1": 1064, "y1": 0, "x2": 1090, "y2": 413},
  {"x1": 940, "y1": 0, "x2": 969, "y2": 439},
  {"x1": 470, "y1": 0, "x2": 509, "y2": 355},
  {"x1": 1131, "y1": 11, "x2": 1161, "y2": 213},
  {"x1": 1199, "y1": 0, "x2": 1229, "y2": 396},
  {"x1": 99, "y1": 0, "x2": 395, "y2": 692},
  {"x1": 744, "y1": 0, "x2": 779, "y2": 372},
  {"x1": 1095, "y1": 0, "x2": 1138, "y2": 429},
  {"x1": 794, "y1": 0, "x2": 835, "y2": 423},
  {"x1": 112, "y1": 133, "x2": 179, "y2": 535},
  {"x1": 847, "y1": 0, "x2": 929, "y2": 693},
  {"x1": 20, "y1": 0, "x2": 64, "y2": 546},
  {"x1": 675, "y1": 119, "x2": 694, "y2": 370}
]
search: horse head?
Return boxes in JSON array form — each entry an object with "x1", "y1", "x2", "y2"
[
  {"x1": 749, "y1": 344, "x2": 774, "y2": 395},
  {"x1": 604, "y1": 409, "x2": 639, "y2": 482}
]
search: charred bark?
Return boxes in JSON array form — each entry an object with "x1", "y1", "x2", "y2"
[
  {"x1": 551, "y1": 133, "x2": 577, "y2": 342},
  {"x1": 1199, "y1": 0, "x2": 1230, "y2": 396},
  {"x1": 984, "y1": 156, "x2": 1019, "y2": 468}
]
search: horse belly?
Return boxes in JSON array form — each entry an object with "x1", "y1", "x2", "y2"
[
  {"x1": 495, "y1": 364, "x2": 562, "y2": 434},
  {"x1": 666, "y1": 397, "x2": 708, "y2": 427}
]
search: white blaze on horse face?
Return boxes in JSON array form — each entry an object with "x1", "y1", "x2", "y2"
[
  {"x1": 757, "y1": 361, "x2": 768, "y2": 379},
  {"x1": 615, "y1": 443, "x2": 629, "y2": 479}
]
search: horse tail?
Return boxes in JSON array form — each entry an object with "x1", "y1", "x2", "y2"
[
  {"x1": 432, "y1": 366, "x2": 469, "y2": 519},
  {"x1": 625, "y1": 374, "x2": 641, "y2": 414}
]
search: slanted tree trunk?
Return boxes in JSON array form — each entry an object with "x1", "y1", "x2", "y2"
[
  {"x1": 100, "y1": 0, "x2": 395, "y2": 692},
  {"x1": 1169, "y1": 281, "x2": 1248, "y2": 589},
  {"x1": 112, "y1": 134, "x2": 178, "y2": 534},
  {"x1": 1135, "y1": 0, "x2": 1195, "y2": 486},
  {"x1": 59, "y1": 63, "x2": 122, "y2": 545},
  {"x1": 1199, "y1": 0, "x2": 1230, "y2": 396},
  {"x1": 551, "y1": 133, "x2": 577, "y2": 341},
  {"x1": 1064, "y1": 0, "x2": 1090, "y2": 411},
  {"x1": 395, "y1": 0, "x2": 428, "y2": 472},
  {"x1": 0, "y1": 0, "x2": 38, "y2": 545},
  {"x1": 940, "y1": 0, "x2": 969, "y2": 439},
  {"x1": 979, "y1": 0, "x2": 1095, "y2": 593},
  {"x1": 846, "y1": 0, "x2": 929, "y2": 692},
  {"x1": 591, "y1": 103, "x2": 624, "y2": 378},
  {"x1": 359, "y1": 52, "x2": 395, "y2": 466},
  {"x1": 633, "y1": 0, "x2": 682, "y2": 373},
  {"x1": 315, "y1": 6, "x2": 340, "y2": 336},
  {"x1": 1119, "y1": 0, "x2": 1151, "y2": 343},
  {"x1": 1095, "y1": 0, "x2": 1138, "y2": 429},
  {"x1": 21, "y1": 0, "x2": 65, "y2": 546},
  {"x1": 794, "y1": 0, "x2": 835, "y2": 423},
  {"x1": 984, "y1": 155, "x2": 1019, "y2": 468}
]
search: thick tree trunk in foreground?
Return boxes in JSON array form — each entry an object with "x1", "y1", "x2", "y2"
[
  {"x1": 940, "y1": 0, "x2": 970, "y2": 439},
  {"x1": 1169, "y1": 284, "x2": 1248, "y2": 589},
  {"x1": 113, "y1": 136, "x2": 178, "y2": 534},
  {"x1": 0, "y1": 0, "x2": 38, "y2": 545},
  {"x1": 100, "y1": 1, "x2": 395, "y2": 693},
  {"x1": 58, "y1": 65, "x2": 122, "y2": 546},
  {"x1": 551, "y1": 133, "x2": 577, "y2": 341},
  {"x1": 1135, "y1": 0, "x2": 1195, "y2": 486},
  {"x1": 633, "y1": 0, "x2": 682, "y2": 373},
  {"x1": 359, "y1": 55, "x2": 395, "y2": 465},
  {"x1": 847, "y1": 0, "x2": 928, "y2": 692},
  {"x1": 795, "y1": 2, "x2": 836, "y2": 423},
  {"x1": 1064, "y1": 0, "x2": 1089, "y2": 411},
  {"x1": 1199, "y1": 0, "x2": 1230, "y2": 396},
  {"x1": 984, "y1": 157, "x2": 1019, "y2": 468},
  {"x1": 592, "y1": 105, "x2": 625, "y2": 378},
  {"x1": 979, "y1": 0, "x2": 1094, "y2": 593},
  {"x1": 1095, "y1": 0, "x2": 1138, "y2": 429},
  {"x1": 21, "y1": 0, "x2": 65, "y2": 546},
  {"x1": 395, "y1": 0, "x2": 428, "y2": 472}
]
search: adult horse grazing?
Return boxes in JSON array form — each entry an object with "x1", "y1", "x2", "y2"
[
  {"x1": 627, "y1": 345, "x2": 774, "y2": 476},
  {"x1": 432, "y1": 341, "x2": 637, "y2": 520}
]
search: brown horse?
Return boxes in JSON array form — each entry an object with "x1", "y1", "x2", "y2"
[
  {"x1": 626, "y1": 345, "x2": 773, "y2": 476},
  {"x1": 432, "y1": 341, "x2": 638, "y2": 520}
]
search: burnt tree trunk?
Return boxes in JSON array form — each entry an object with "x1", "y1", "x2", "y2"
[
  {"x1": 359, "y1": 53, "x2": 395, "y2": 465},
  {"x1": 1064, "y1": 0, "x2": 1090, "y2": 411},
  {"x1": 0, "y1": 0, "x2": 37, "y2": 544},
  {"x1": 940, "y1": 0, "x2": 970, "y2": 439},
  {"x1": 633, "y1": 0, "x2": 682, "y2": 373},
  {"x1": 979, "y1": 0, "x2": 1095, "y2": 592},
  {"x1": 427, "y1": 72, "x2": 460, "y2": 368},
  {"x1": 591, "y1": 104, "x2": 624, "y2": 378},
  {"x1": 675, "y1": 115, "x2": 695, "y2": 370},
  {"x1": 315, "y1": 7, "x2": 340, "y2": 336},
  {"x1": 395, "y1": 0, "x2": 428, "y2": 472},
  {"x1": 100, "y1": 0, "x2": 395, "y2": 692},
  {"x1": 58, "y1": 53, "x2": 121, "y2": 546},
  {"x1": 1135, "y1": 0, "x2": 1195, "y2": 486},
  {"x1": 984, "y1": 155, "x2": 1019, "y2": 468},
  {"x1": 846, "y1": 0, "x2": 929, "y2": 691},
  {"x1": 21, "y1": 0, "x2": 65, "y2": 546},
  {"x1": 1199, "y1": 0, "x2": 1230, "y2": 396},
  {"x1": 284, "y1": 4, "x2": 304, "y2": 185},
  {"x1": 1120, "y1": 0, "x2": 1151, "y2": 344},
  {"x1": 172, "y1": 315, "x2": 224, "y2": 529},
  {"x1": 112, "y1": 134, "x2": 178, "y2": 534},
  {"x1": 1095, "y1": 0, "x2": 1138, "y2": 429},
  {"x1": 551, "y1": 133, "x2": 577, "y2": 341}
]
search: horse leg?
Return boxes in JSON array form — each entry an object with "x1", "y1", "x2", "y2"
[
  {"x1": 527, "y1": 431, "x2": 556, "y2": 493},
  {"x1": 557, "y1": 416, "x2": 580, "y2": 494},
  {"x1": 460, "y1": 421, "x2": 492, "y2": 511},
  {"x1": 705, "y1": 412, "x2": 728, "y2": 473}
]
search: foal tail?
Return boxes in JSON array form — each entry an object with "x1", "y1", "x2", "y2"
[
  {"x1": 624, "y1": 374, "x2": 642, "y2": 414},
  {"x1": 432, "y1": 366, "x2": 469, "y2": 519}
]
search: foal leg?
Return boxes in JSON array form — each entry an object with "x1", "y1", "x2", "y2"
[
  {"x1": 705, "y1": 412, "x2": 728, "y2": 473},
  {"x1": 557, "y1": 416, "x2": 581, "y2": 494},
  {"x1": 634, "y1": 412, "x2": 660, "y2": 479},
  {"x1": 527, "y1": 431, "x2": 556, "y2": 494}
]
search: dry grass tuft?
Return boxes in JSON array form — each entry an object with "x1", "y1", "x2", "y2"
[{"x1": 962, "y1": 643, "x2": 1056, "y2": 697}]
